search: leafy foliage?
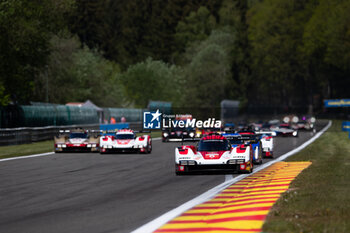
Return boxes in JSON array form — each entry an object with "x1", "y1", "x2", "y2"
[
  {"x1": 0, "y1": 0, "x2": 74, "y2": 104},
  {"x1": 1, "y1": 0, "x2": 349, "y2": 113},
  {"x1": 119, "y1": 58, "x2": 183, "y2": 107},
  {"x1": 34, "y1": 34, "x2": 124, "y2": 107},
  {"x1": 181, "y1": 28, "x2": 237, "y2": 107}
]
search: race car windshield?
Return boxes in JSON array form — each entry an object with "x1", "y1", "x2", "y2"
[
  {"x1": 198, "y1": 140, "x2": 229, "y2": 151},
  {"x1": 69, "y1": 133, "x2": 88, "y2": 139},
  {"x1": 172, "y1": 128, "x2": 185, "y2": 131},
  {"x1": 229, "y1": 139, "x2": 244, "y2": 145},
  {"x1": 280, "y1": 125, "x2": 291, "y2": 129},
  {"x1": 115, "y1": 134, "x2": 134, "y2": 139}
]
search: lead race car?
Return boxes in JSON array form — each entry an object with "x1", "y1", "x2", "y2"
[
  {"x1": 99, "y1": 129, "x2": 152, "y2": 154},
  {"x1": 175, "y1": 135, "x2": 253, "y2": 175}
]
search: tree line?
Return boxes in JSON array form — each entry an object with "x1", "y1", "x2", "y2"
[{"x1": 0, "y1": 0, "x2": 349, "y2": 113}]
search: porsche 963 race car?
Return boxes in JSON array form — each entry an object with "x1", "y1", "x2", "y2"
[
  {"x1": 54, "y1": 128, "x2": 100, "y2": 152},
  {"x1": 100, "y1": 129, "x2": 152, "y2": 154},
  {"x1": 175, "y1": 135, "x2": 253, "y2": 175}
]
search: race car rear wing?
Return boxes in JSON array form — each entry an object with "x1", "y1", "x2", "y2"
[{"x1": 255, "y1": 131, "x2": 277, "y2": 136}]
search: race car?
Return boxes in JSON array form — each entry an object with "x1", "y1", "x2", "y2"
[
  {"x1": 100, "y1": 129, "x2": 152, "y2": 154},
  {"x1": 259, "y1": 133, "x2": 274, "y2": 158},
  {"x1": 271, "y1": 123, "x2": 298, "y2": 137},
  {"x1": 192, "y1": 127, "x2": 223, "y2": 140},
  {"x1": 54, "y1": 129, "x2": 100, "y2": 152},
  {"x1": 294, "y1": 116, "x2": 316, "y2": 131},
  {"x1": 175, "y1": 135, "x2": 253, "y2": 175},
  {"x1": 225, "y1": 131, "x2": 263, "y2": 165},
  {"x1": 162, "y1": 127, "x2": 196, "y2": 142}
]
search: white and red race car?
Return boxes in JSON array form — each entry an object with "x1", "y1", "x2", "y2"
[
  {"x1": 54, "y1": 129, "x2": 100, "y2": 153},
  {"x1": 175, "y1": 135, "x2": 253, "y2": 175},
  {"x1": 100, "y1": 129, "x2": 152, "y2": 154},
  {"x1": 259, "y1": 134, "x2": 274, "y2": 158}
]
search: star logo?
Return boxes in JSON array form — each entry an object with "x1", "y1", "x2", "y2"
[
  {"x1": 151, "y1": 109, "x2": 162, "y2": 122},
  {"x1": 143, "y1": 109, "x2": 162, "y2": 129}
]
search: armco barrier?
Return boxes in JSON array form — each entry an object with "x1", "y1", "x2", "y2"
[{"x1": 0, "y1": 122, "x2": 142, "y2": 146}]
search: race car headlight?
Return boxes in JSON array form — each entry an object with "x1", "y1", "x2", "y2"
[
  {"x1": 292, "y1": 116, "x2": 299, "y2": 123},
  {"x1": 180, "y1": 160, "x2": 196, "y2": 165},
  {"x1": 189, "y1": 132, "x2": 195, "y2": 137},
  {"x1": 87, "y1": 144, "x2": 92, "y2": 147},
  {"x1": 108, "y1": 145, "x2": 112, "y2": 148},
  {"x1": 228, "y1": 159, "x2": 245, "y2": 164},
  {"x1": 92, "y1": 144, "x2": 96, "y2": 147},
  {"x1": 62, "y1": 144, "x2": 67, "y2": 148},
  {"x1": 163, "y1": 133, "x2": 168, "y2": 137},
  {"x1": 293, "y1": 131, "x2": 297, "y2": 136},
  {"x1": 183, "y1": 132, "x2": 188, "y2": 135},
  {"x1": 57, "y1": 144, "x2": 62, "y2": 148},
  {"x1": 196, "y1": 133, "x2": 201, "y2": 137}
]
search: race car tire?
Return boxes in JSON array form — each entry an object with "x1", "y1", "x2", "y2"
[
  {"x1": 253, "y1": 146, "x2": 263, "y2": 165},
  {"x1": 162, "y1": 137, "x2": 169, "y2": 142},
  {"x1": 258, "y1": 145, "x2": 263, "y2": 164},
  {"x1": 175, "y1": 171, "x2": 184, "y2": 176},
  {"x1": 100, "y1": 148, "x2": 108, "y2": 154},
  {"x1": 149, "y1": 140, "x2": 152, "y2": 153}
]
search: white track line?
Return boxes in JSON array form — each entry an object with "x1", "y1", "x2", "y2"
[
  {"x1": 0, "y1": 152, "x2": 55, "y2": 162},
  {"x1": 131, "y1": 121, "x2": 332, "y2": 233},
  {"x1": 0, "y1": 137, "x2": 163, "y2": 163}
]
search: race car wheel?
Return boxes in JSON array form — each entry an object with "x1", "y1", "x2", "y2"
[
  {"x1": 100, "y1": 148, "x2": 108, "y2": 154},
  {"x1": 253, "y1": 147, "x2": 263, "y2": 165},
  {"x1": 144, "y1": 140, "x2": 152, "y2": 154},
  {"x1": 148, "y1": 140, "x2": 152, "y2": 153},
  {"x1": 258, "y1": 146, "x2": 263, "y2": 164}
]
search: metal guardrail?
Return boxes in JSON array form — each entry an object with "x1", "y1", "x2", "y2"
[{"x1": 0, "y1": 122, "x2": 143, "y2": 146}]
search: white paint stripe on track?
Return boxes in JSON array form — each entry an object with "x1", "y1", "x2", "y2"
[
  {"x1": 0, "y1": 152, "x2": 54, "y2": 162},
  {"x1": 131, "y1": 120, "x2": 332, "y2": 233},
  {"x1": 0, "y1": 137, "x2": 163, "y2": 163}
]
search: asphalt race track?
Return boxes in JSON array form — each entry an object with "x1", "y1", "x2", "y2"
[{"x1": 0, "y1": 122, "x2": 326, "y2": 233}]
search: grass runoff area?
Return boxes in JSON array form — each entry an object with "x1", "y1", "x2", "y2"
[
  {"x1": 263, "y1": 120, "x2": 350, "y2": 233},
  {"x1": 0, "y1": 131, "x2": 162, "y2": 160}
]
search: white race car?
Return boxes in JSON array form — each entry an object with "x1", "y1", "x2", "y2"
[
  {"x1": 256, "y1": 131, "x2": 275, "y2": 158},
  {"x1": 100, "y1": 129, "x2": 152, "y2": 154},
  {"x1": 260, "y1": 134, "x2": 274, "y2": 158},
  {"x1": 175, "y1": 135, "x2": 253, "y2": 175},
  {"x1": 271, "y1": 124, "x2": 298, "y2": 137}
]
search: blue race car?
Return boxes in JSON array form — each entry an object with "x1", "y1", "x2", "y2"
[{"x1": 222, "y1": 132, "x2": 263, "y2": 165}]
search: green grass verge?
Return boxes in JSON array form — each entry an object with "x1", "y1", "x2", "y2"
[
  {"x1": 263, "y1": 120, "x2": 350, "y2": 232},
  {"x1": 0, "y1": 131, "x2": 162, "y2": 159},
  {"x1": 0, "y1": 140, "x2": 54, "y2": 159}
]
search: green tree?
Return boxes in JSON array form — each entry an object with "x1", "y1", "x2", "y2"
[
  {"x1": 302, "y1": 0, "x2": 350, "y2": 99},
  {"x1": 119, "y1": 58, "x2": 183, "y2": 107},
  {"x1": 0, "y1": 0, "x2": 74, "y2": 104},
  {"x1": 34, "y1": 34, "x2": 124, "y2": 107},
  {"x1": 248, "y1": 0, "x2": 316, "y2": 109},
  {"x1": 174, "y1": 6, "x2": 217, "y2": 63},
  {"x1": 181, "y1": 28, "x2": 237, "y2": 107}
]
